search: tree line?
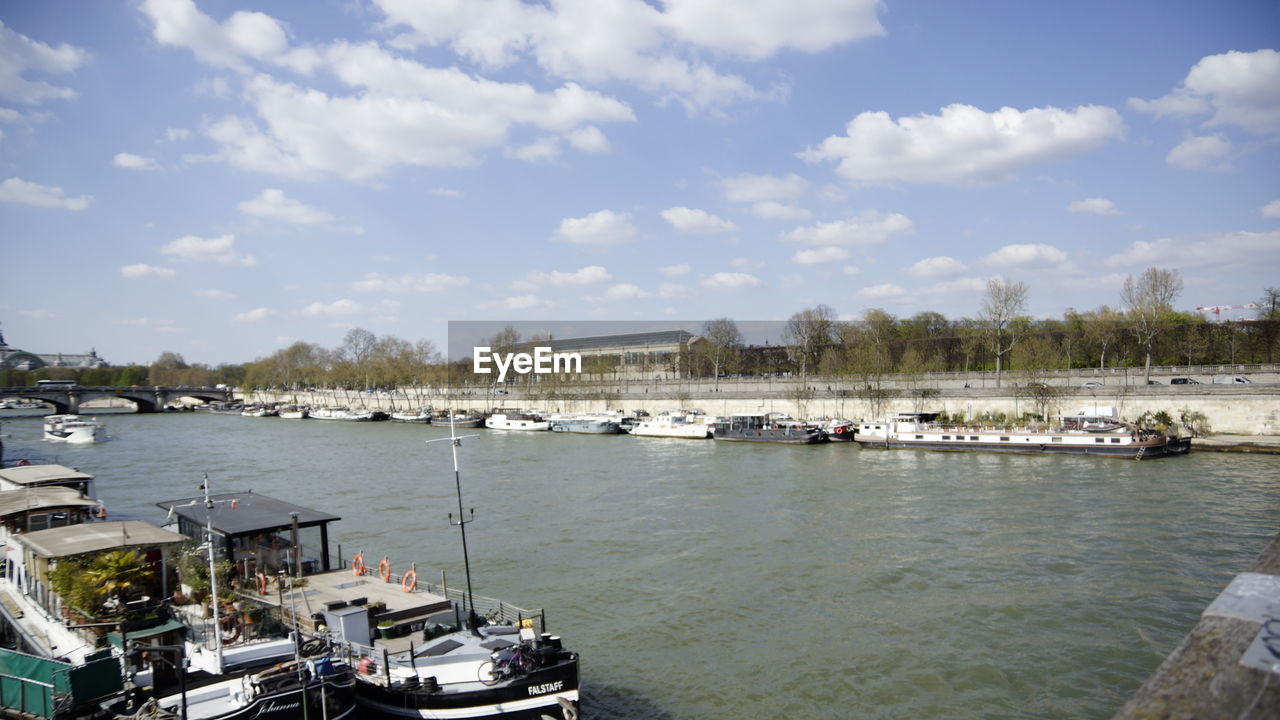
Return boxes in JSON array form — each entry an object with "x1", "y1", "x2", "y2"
[{"x1": 3, "y1": 270, "x2": 1276, "y2": 391}]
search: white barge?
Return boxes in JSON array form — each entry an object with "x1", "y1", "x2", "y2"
[{"x1": 854, "y1": 408, "x2": 1190, "y2": 459}]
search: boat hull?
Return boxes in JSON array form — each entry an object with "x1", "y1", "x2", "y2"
[
  {"x1": 155, "y1": 664, "x2": 358, "y2": 720},
  {"x1": 714, "y1": 428, "x2": 828, "y2": 444},
  {"x1": 853, "y1": 437, "x2": 1185, "y2": 458},
  {"x1": 550, "y1": 421, "x2": 622, "y2": 434},
  {"x1": 355, "y1": 657, "x2": 579, "y2": 720}
]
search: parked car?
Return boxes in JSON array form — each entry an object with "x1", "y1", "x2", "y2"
[
  {"x1": 1212, "y1": 376, "x2": 1253, "y2": 384},
  {"x1": 1146, "y1": 380, "x2": 1161, "y2": 385},
  {"x1": 1170, "y1": 378, "x2": 1201, "y2": 384},
  {"x1": 1080, "y1": 381, "x2": 1103, "y2": 387}
]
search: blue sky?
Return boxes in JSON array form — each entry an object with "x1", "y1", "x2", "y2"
[{"x1": 2, "y1": 0, "x2": 1278, "y2": 366}]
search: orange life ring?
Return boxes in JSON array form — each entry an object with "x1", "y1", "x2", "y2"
[
  {"x1": 833, "y1": 426, "x2": 847, "y2": 435},
  {"x1": 97, "y1": 506, "x2": 108, "y2": 519},
  {"x1": 256, "y1": 571, "x2": 268, "y2": 594},
  {"x1": 351, "y1": 553, "x2": 366, "y2": 576},
  {"x1": 378, "y1": 557, "x2": 391, "y2": 582},
  {"x1": 401, "y1": 569, "x2": 417, "y2": 593},
  {"x1": 16, "y1": 459, "x2": 30, "y2": 466}
]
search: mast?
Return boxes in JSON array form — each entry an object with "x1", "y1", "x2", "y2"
[
  {"x1": 430, "y1": 415, "x2": 481, "y2": 633},
  {"x1": 200, "y1": 473, "x2": 223, "y2": 674}
]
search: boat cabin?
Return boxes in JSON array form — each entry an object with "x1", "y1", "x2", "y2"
[
  {"x1": 0, "y1": 486, "x2": 102, "y2": 537},
  {"x1": 156, "y1": 491, "x2": 341, "y2": 588},
  {"x1": 0, "y1": 464, "x2": 97, "y2": 500}
]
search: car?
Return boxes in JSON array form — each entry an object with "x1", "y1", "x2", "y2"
[
  {"x1": 1212, "y1": 376, "x2": 1253, "y2": 384},
  {"x1": 1080, "y1": 381, "x2": 1103, "y2": 387},
  {"x1": 1146, "y1": 380, "x2": 1161, "y2": 385},
  {"x1": 1170, "y1": 378, "x2": 1200, "y2": 384}
]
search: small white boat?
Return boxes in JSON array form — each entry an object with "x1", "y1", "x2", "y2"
[
  {"x1": 485, "y1": 412, "x2": 550, "y2": 431},
  {"x1": 278, "y1": 405, "x2": 308, "y2": 420},
  {"x1": 42, "y1": 414, "x2": 105, "y2": 443},
  {"x1": 310, "y1": 406, "x2": 375, "y2": 421},
  {"x1": 389, "y1": 408, "x2": 433, "y2": 423},
  {"x1": 631, "y1": 413, "x2": 710, "y2": 439},
  {"x1": 432, "y1": 412, "x2": 484, "y2": 428}
]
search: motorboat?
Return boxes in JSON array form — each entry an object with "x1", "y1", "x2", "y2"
[
  {"x1": 278, "y1": 405, "x2": 308, "y2": 420},
  {"x1": 630, "y1": 412, "x2": 710, "y2": 439},
  {"x1": 310, "y1": 406, "x2": 376, "y2": 421},
  {"x1": 42, "y1": 414, "x2": 105, "y2": 443},
  {"x1": 432, "y1": 412, "x2": 485, "y2": 428},
  {"x1": 550, "y1": 415, "x2": 623, "y2": 434},
  {"x1": 390, "y1": 408, "x2": 434, "y2": 423}
]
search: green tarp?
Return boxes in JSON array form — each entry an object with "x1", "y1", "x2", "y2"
[{"x1": 0, "y1": 646, "x2": 123, "y2": 717}]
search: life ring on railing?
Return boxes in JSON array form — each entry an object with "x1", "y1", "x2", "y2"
[
  {"x1": 378, "y1": 556, "x2": 391, "y2": 582},
  {"x1": 833, "y1": 426, "x2": 847, "y2": 435},
  {"x1": 351, "y1": 553, "x2": 366, "y2": 576},
  {"x1": 97, "y1": 506, "x2": 108, "y2": 519},
  {"x1": 256, "y1": 571, "x2": 269, "y2": 594},
  {"x1": 16, "y1": 459, "x2": 30, "y2": 466},
  {"x1": 401, "y1": 569, "x2": 417, "y2": 593}
]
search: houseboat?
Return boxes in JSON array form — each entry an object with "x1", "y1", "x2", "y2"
[
  {"x1": 853, "y1": 408, "x2": 1190, "y2": 458},
  {"x1": 713, "y1": 415, "x2": 829, "y2": 444}
]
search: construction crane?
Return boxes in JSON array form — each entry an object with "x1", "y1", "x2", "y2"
[{"x1": 1195, "y1": 303, "x2": 1258, "y2": 321}]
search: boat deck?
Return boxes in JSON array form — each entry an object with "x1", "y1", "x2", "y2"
[{"x1": 268, "y1": 568, "x2": 453, "y2": 636}]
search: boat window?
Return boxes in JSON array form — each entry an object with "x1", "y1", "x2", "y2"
[
  {"x1": 942, "y1": 435, "x2": 950, "y2": 440},
  {"x1": 970, "y1": 436, "x2": 978, "y2": 441},
  {"x1": 999, "y1": 436, "x2": 1009, "y2": 441},
  {"x1": 1095, "y1": 438, "x2": 1105, "y2": 443},
  {"x1": 1110, "y1": 438, "x2": 1121, "y2": 443},
  {"x1": 915, "y1": 435, "x2": 924, "y2": 440},
  {"x1": 1051, "y1": 437, "x2": 1063, "y2": 442}
]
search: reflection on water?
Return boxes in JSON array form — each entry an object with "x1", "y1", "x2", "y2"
[{"x1": 1, "y1": 411, "x2": 1278, "y2": 719}]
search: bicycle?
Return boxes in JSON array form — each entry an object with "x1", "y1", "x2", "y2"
[{"x1": 477, "y1": 642, "x2": 539, "y2": 686}]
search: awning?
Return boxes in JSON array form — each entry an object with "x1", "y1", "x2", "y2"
[{"x1": 107, "y1": 618, "x2": 186, "y2": 649}]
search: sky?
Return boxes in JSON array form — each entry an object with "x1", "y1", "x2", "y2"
[{"x1": 1, "y1": 0, "x2": 1278, "y2": 367}]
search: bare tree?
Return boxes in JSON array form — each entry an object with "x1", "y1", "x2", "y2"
[
  {"x1": 701, "y1": 318, "x2": 743, "y2": 389},
  {"x1": 783, "y1": 305, "x2": 836, "y2": 385},
  {"x1": 1080, "y1": 305, "x2": 1124, "y2": 370},
  {"x1": 1121, "y1": 267, "x2": 1183, "y2": 383},
  {"x1": 978, "y1": 278, "x2": 1029, "y2": 388}
]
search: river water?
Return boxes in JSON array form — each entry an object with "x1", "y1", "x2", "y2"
[{"x1": 2, "y1": 410, "x2": 1279, "y2": 719}]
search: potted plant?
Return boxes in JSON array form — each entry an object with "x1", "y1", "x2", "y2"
[{"x1": 377, "y1": 620, "x2": 395, "y2": 639}]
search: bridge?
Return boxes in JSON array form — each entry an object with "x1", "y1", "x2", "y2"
[{"x1": 0, "y1": 386, "x2": 233, "y2": 414}]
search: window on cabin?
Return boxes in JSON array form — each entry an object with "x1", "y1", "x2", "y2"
[
  {"x1": 942, "y1": 435, "x2": 950, "y2": 440},
  {"x1": 1000, "y1": 436, "x2": 1010, "y2": 441},
  {"x1": 1052, "y1": 437, "x2": 1063, "y2": 442},
  {"x1": 1095, "y1": 438, "x2": 1105, "y2": 443},
  {"x1": 1111, "y1": 438, "x2": 1121, "y2": 443},
  {"x1": 915, "y1": 435, "x2": 924, "y2": 440},
  {"x1": 970, "y1": 436, "x2": 979, "y2": 441}
]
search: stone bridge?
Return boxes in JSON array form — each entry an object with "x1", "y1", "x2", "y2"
[{"x1": 0, "y1": 386, "x2": 233, "y2": 414}]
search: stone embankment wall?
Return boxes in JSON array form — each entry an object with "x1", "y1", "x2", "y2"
[{"x1": 251, "y1": 372, "x2": 1280, "y2": 435}]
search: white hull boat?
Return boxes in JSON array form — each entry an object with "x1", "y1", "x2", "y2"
[
  {"x1": 631, "y1": 415, "x2": 710, "y2": 439},
  {"x1": 42, "y1": 414, "x2": 105, "y2": 443},
  {"x1": 485, "y1": 413, "x2": 550, "y2": 431}
]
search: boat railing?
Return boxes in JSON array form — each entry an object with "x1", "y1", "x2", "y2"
[{"x1": 393, "y1": 571, "x2": 546, "y2": 634}]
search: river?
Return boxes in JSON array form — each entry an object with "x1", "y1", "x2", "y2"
[{"x1": 2, "y1": 410, "x2": 1278, "y2": 719}]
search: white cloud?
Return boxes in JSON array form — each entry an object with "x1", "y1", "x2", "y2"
[
  {"x1": 197, "y1": 289, "x2": 236, "y2": 300},
  {"x1": 121, "y1": 263, "x2": 176, "y2": 279},
  {"x1": 602, "y1": 283, "x2": 650, "y2": 301},
  {"x1": 908, "y1": 256, "x2": 968, "y2": 278},
  {"x1": 0, "y1": 20, "x2": 86, "y2": 105},
  {"x1": 1067, "y1": 197, "x2": 1122, "y2": 216},
  {"x1": 1105, "y1": 230, "x2": 1280, "y2": 270},
  {"x1": 926, "y1": 276, "x2": 988, "y2": 295},
  {"x1": 750, "y1": 201, "x2": 811, "y2": 221},
  {"x1": 552, "y1": 209, "x2": 637, "y2": 245},
  {"x1": 857, "y1": 282, "x2": 906, "y2": 300},
  {"x1": 791, "y1": 246, "x2": 849, "y2": 265},
  {"x1": 521, "y1": 266, "x2": 613, "y2": 289},
  {"x1": 430, "y1": 187, "x2": 463, "y2": 198},
  {"x1": 799, "y1": 103, "x2": 1125, "y2": 184},
  {"x1": 1166, "y1": 134, "x2": 1231, "y2": 170},
  {"x1": 701, "y1": 272, "x2": 761, "y2": 289},
  {"x1": 478, "y1": 294, "x2": 552, "y2": 312},
  {"x1": 351, "y1": 272, "x2": 470, "y2": 293},
  {"x1": 842, "y1": 265, "x2": 860, "y2": 276},
  {"x1": 659, "y1": 263, "x2": 691, "y2": 277},
  {"x1": 782, "y1": 211, "x2": 914, "y2": 246},
  {"x1": 0, "y1": 177, "x2": 91, "y2": 210},
  {"x1": 509, "y1": 136, "x2": 562, "y2": 163},
  {"x1": 729, "y1": 257, "x2": 764, "y2": 271},
  {"x1": 300, "y1": 298, "x2": 400, "y2": 318},
  {"x1": 662, "y1": 0, "x2": 884, "y2": 60},
  {"x1": 164, "y1": 127, "x2": 191, "y2": 142},
  {"x1": 141, "y1": 0, "x2": 288, "y2": 72},
  {"x1": 982, "y1": 243, "x2": 1069, "y2": 267},
  {"x1": 238, "y1": 188, "x2": 335, "y2": 224},
  {"x1": 1129, "y1": 49, "x2": 1280, "y2": 135},
  {"x1": 182, "y1": 42, "x2": 636, "y2": 181},
  {"x1": 160, "y1": 234, "x2": 256, "y2": 266},
  {"x1": 566, "y1": 125, "x2": 609, "y2": 152},
  {"x1": 1261, "y1": 199, "x2": 1280, "y2": 219},
  {"x1": 722, "y1": 172, "x2": 807, "y2": 203},
  {"x1": 113, "y1": 153, "x2": 160, "y2": 171},
  {"x1": 661, "y1": 206, "x2": 736, "y2": 234},
  {"x1": 233, "y1": 307, "x2": 274, "y2": 323}
]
